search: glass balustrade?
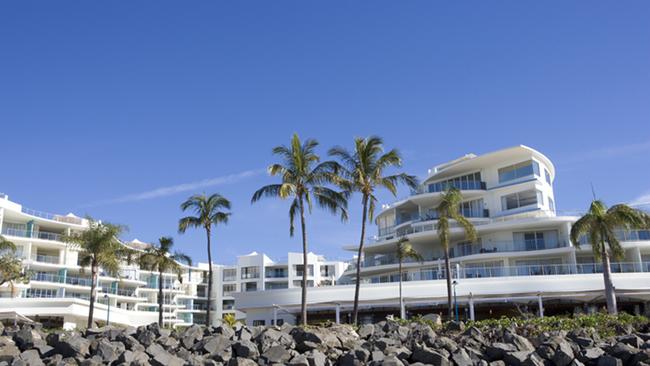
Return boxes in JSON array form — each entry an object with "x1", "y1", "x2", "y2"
[
  {"x1": 2, "y1": 228, "x2": 62, "y2": 242},
  {"x1": 31, "y1": 254, "x2": 60, "y2": 264}
]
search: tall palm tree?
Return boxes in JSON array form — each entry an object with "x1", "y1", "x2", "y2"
[
  {"x1": 570, "y1": 200, "x2": 650, "y2": 314},
  {"x1": 329, "y1": 136, "x2": 417, "y2": 325},
  {"x1": 0, "y1": 235, "x2": 16, "y2": 253},
  {"x1": 62, "y1": 220, "x2": 129, "y2": 328},
  {"x1": 252, "y1": 133, "x2": 348, "y2": 326},
  {"x1": 436, "y1": 187, "x2": 477, "y2": 320},
  {"x1": 179, "y1": 193, "x2": 231, "y2": 326},
  {"x1": 138, "y1": 237, "x2": 192, "y2": 327},
  {"x1": 395, "y1": 237, "x2": 423, "y2": 319}
]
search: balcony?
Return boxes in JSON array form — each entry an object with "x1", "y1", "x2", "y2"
[
  {"x1": 413, "y1": 180, "x2": 487, "y2": 195},
  {"x1": 2, "y1": 228, "x2": 62, "y2": 242},
  {"x1": 20, "y1": 207, "x2": 83, "y2": 225},
  {"x1": 31, "y1": 254, "x2": 60, "y2": 264},
  {"x1": 31, "y1": 272, "x2": 64, "y2": 283},
  {"x1": 356, "y1": 240, "x2": 568, "y2": 269},
  {"x1": 265, "y1": 269, "x2": 288, "y2": 278},
  {"x1": 364, "y1": 261, "x2": 650, "y2": 284},
  {"x1": 65, "y1": 276, "x2": 93, "y2": 287},
  {"x1": 100, "y1": 287, "x2": 138, "y2": 297}
]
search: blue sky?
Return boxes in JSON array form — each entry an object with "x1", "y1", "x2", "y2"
[{"x1": 1, "y1": 2, "x2": 649, "y2": 264}]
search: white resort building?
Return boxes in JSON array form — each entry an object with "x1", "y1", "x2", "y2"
[
  {"x1": 0, "y1": 194, "x2": 347, "y2": 329},
  {"x1": 234, "y1": 145, "x2": 650, "y2": 325}
]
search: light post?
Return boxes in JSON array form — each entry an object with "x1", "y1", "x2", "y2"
[
  {"x1": 104, "y1": 293, "x2": 110, "y2": 325},
  {"x1": 452, "y1": 280, "x2": 459, "y2": 322}
]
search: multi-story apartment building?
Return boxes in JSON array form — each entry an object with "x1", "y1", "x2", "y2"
[
  {"x1": 0, "y1": 194, "x2": 347, "y2": 329},
  {"x1": 234, "y1": 145, "x2": 650, "y2": 325}
]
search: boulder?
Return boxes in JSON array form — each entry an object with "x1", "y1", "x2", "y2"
[
  {"x1": 52, "y1": 335, "x2": 90, "y2": 358},
  {"x1": 411, "y1": 345, "x2": 450, "y2": 366},
  {"x1": 261, "y1": 345, "x2": 292, "y2": 364}
]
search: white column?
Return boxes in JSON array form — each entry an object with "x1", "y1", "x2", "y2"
[
  {"x1": 400, "y1": 299, "x2": 406, "y2": 320},
  {"x1": 335, "y1": 303, "x2": 341, "y2": 324},
  {"x1": 273, "y1": 306, "x2": 278, "y2": 326},
  {"x1": 469, "y1": 293, "x2": 475, "y2": 321},
  {"x1": 538, "y1": 294, "x2": 544, "y2": 318},
  {"x1": 632, "y1": 247, "x2": 643, "y2": 272}
]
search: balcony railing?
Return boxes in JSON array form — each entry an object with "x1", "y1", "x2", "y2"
[
  {"x1": 413, "y1": 180, "x2": 487, "y2": 195},
  {"x1": 31, "y1": 254, "x2": 60, "y2": 264},
  {"x1": 20, "y1": 207, "x2": 83, "y2": 225},
  {"x1": 265, "y1": 271, "x2": 288, "y2": 278},
  {"x1": 241, "y1": 272, "x2": 260, "y2": 280},
  {"x1": 100, "y1": 287, "x2": 138, "y2": 297},
  {"x1": 65, "y1": 276, "x2": 93, "y2": 286},
  {"x1": 363, "y1": 261, "x2": 650, "y2": 284},
  {"x1": 31, "y1": 273, "x2": 64, "y2": 283},
  {"x1": 2, "y1": 228, "x2": 62, "y2": 242},
  {"x1": 354, "y1": 240, "x2": 569, "y2": 269}
]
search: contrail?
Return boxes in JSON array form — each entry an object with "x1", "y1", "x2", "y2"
[{"x1": 81, "y1": 168, "x2": 265, "y2": 207}]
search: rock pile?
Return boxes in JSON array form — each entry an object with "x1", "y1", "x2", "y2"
[{"x1": 1, "y1": 318, "x2": 649, "y2": 365}]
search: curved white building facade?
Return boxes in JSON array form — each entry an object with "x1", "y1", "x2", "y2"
[{"x1": 234, "y1": 146, "x2": 650, "y2": 325}]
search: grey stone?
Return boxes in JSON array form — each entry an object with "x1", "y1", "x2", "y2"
[
  {"x1": 232, "y1": 339, "x2": 259, "y2": 358},
  {"x1": 0, "y1": 341, "x2": 20, "y2": 364},
  {"x1": 486, "y1": 343, "x2": 518, "y2": 361},
  {"x1": 13, "y1": 327, "x2": 35, "y2": 351},
  {"x1": 552, "y1": 340, "x2": 575, "y2": 366},
  {"x1": 199, "y1": 335, "x2": 232, "y2": 361},
  {"x1": 382, "y1": 355, "x2": 405, "y2": 366},
  {"x1": 305, "y1": 349, "x2": 327, "y2": 366},
  {"x1": 18, "y1": 350, "x2": 44, "y2": 366},
  {"x1": 151, "y1": 349, "x2": 184, "y2": 366},
  {"x1": 446, "y1": 321, "x2": 465, "y2": 332},
  {"x1": 510, "y1": 334, "x2": 535, "y2": 352},
  {"x1": 451, "y1": 348, "x2": 472, "y2": 366},
  {"x1": 504, "y1": 351, "x2": 533, "y2": 366},
  {"x1": 228, "y1": 358, "x2": 258, "y2": 366},
  {"x1": 578, "y1": 347, "x2": 605, "y2": 362},
  {"x1": 411, "y1": 345, "x2": 450, "y2": 366},
  {"x1": 261, "y1": 345, "x2": 291, "y2": 364},
  {"x1": 357, "y1": 325, "x2": 374, "y2": 340},
  {"x1": 180, "y1": 324, "x2": 204, "y2": 349},
  {"x1": 596, "y1": 356, "x2": 622, "y2": 366},
  {"x1": 53, "y1": 335, "x2": 90, "y2": 358}
]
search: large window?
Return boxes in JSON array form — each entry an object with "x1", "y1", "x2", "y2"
[
  {"x1": 265, "y1": 268, "x2": 288, "y2": 278},
  {"x1": 544, "y1": 169, "x2": 551, "y2": 185},
  {"x1": 498, "y1": 160, "x2": 540, "y2": 183},
  {"x1": 266, "y1": 282, "x2": 289, "y2": 290},
  {"x1": 244, "y1": 282, "x2": 257, "y2": 292},
  {"x1": 223, "y1": 284, "x2": 236, "y2": 296},
  {"x1": 223, "y1": 268, "x2": 237, "y2": 281},
  {"x1": 459, "y1": 198, "x2": 486, "y2": 218},
  {"x1": 241, "y1": 267, "x2": 259, "y2": 279},
  {"x1": 428, "y1": 172, "x2": 484, "y2": 193},
  {"x1": 501, "y1": 190, "x2": 541, "y2": 211},
  {"x1": 548, "y1": 197, "x2": 555, "y2": 212},
  {"x1": 294, "y1": 265, "x2": 314, "y2": 277}
]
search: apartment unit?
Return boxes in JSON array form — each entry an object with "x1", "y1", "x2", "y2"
[
  {"x1": 0, "y1": 194, "x2": 348, "y2": 329},
  {"x1": 234, "y1": 146, "x2": 650, "y2": 325}
]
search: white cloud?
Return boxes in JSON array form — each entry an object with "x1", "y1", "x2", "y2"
[{"x1": 82, "y1": 168, "x2": 265, "y2": 207}]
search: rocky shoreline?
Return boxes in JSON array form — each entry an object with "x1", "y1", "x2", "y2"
[{"x1": 1, "y1": 318, "x2": 649, "y2": 366}]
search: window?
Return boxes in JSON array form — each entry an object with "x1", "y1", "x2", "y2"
[
  {"x1": 514, "y1": 230, "x2": 560, "y2": 250},
  {"x1": 25, "y1": 288, "x2": 57, "y2": 298},
  {"x1": 548, "y1": 197, "x2": 555, "y2": 212},
  {"x1": 498, "y1": 160, "x2": 540, "y2": 183},
  {"x1": 223, "y1": 284, "x2": 236, "y2": 296},
  {"x1": 544, "y1": 169, "x2": 551, "y2": 185},
  {"x1": 265, "y1": 268, "x2": 287, "y2": 278},
  {"x1": 266, "y1": 282, "x2": 289, "y2": 290},
  {"x1": 459, "y1": 199, "x2": 486, "y2": 218},
  {"x1": 501, "y1": 190, "x2": 541, "y2": 211},
  {"x1": 428, "y1": 172, "x2": 483, "y2": 192},
  {"x1": 252, "y1": 320, "x2": 266, "y2": 326},
  {"x1": 223, "y1": 268, "x2": 237, "y2": 281},
  {"x1": 241, "y1": 267, "x2": 259, "y2": 279},
  {"x1": 294, "y1": 265, "x2": 314, "y2": 276},
  {"x1": 320, "y1": 265, "x2": 335, "y2": 277},
  {"x1": 244, "y1": 282, "x2": 257, "y2": 292}
]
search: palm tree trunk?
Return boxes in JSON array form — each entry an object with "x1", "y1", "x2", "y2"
[
  {"x1": 399, "y1": 259, "x2": 404, "y2": 319},
  {"x1": 601, "y1": 241, "x2": 618, "y2": 314},
  {"x1": 299, "y1": 197, "x2": 308, "y2": 326},
  {"x1": 206, "y1": 227, "x2": 213, "y2": 327},
  {"x1": 444, "y1": 247, "x2": 453, "y2": 320},
  {"x1": 352, "y1": 194, "x2": 369, "y2": 325},
  {"x1": 158, "y1": 269, "x2": 164, "y2": 327},
  {"x1": 88, "y1": 262, "x2": 97, "y2": 328}
]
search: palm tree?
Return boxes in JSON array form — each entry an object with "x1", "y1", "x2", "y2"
[
  {"x1": 138, "y1": 237, "x2": 192, "y2": 327},
  {"x1": 570, "y1": 200, "x2": 650, "y2": 314},
  {"x1": 62, "y1": 220, "x2": 129, "y2": 328},
  {"x1": 436, "y1": 187, "x2": 477, "y2": 320},
  {"x1": 395, "y1": 237, "x2": 423, "y2": 319},
  {"x1": 0, "y1": 235, "x2": 29, "y2": 296},
  {"x1": 329, "y1": 136, "x2": 417, "y2": 325},
  {"x1": 178, "y1": 193, "x2": 231, "y2": 326},
  {"x1": 252, "y1": 133, "x2": 348, "y2": 326}
]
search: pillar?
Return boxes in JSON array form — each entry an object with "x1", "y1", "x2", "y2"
[
  {"x1": 469, "y1": 293, "x2": 475, "y2": 321},
  {"x1": 400, "y1": 300, "x2": 406, "y2": 320},
  {"x1": 335, "y1": 303, "x2": 341, "y2": 324},
  {"x1": 273, "y1": 306, "x2": 278, "y2": 326},
  {"x1": 538, "y1": 294, "x2": 544, "y2": 318}
]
